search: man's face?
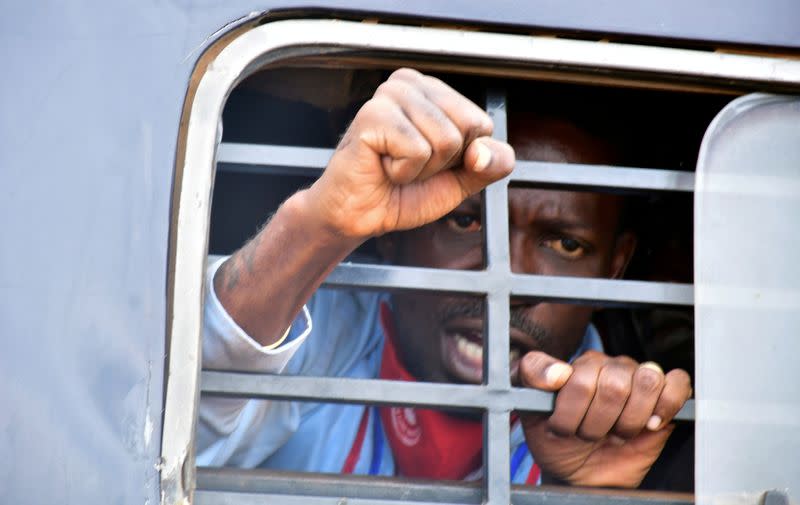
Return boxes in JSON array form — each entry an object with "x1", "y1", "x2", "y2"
[{"x1": 380, "y1": 118, "x2": 635, "y2": 384}]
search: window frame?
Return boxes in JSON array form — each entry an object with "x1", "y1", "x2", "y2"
[{"x1": 163, "y1": 17, "x2": 800, "y2": 505}]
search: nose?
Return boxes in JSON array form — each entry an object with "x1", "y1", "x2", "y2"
[{"x1": 509, "y1": 228, "x2": 535, "y2": 274}]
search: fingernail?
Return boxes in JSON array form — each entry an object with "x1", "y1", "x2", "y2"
[
  {"x1": 545, "y1": 363, "x2": 572, "y2": 387},
  {"x1": 473, "y1": 142, "x2": 491, "y2": 172},
  {"x1": 639, "y1": 361, "x2": 664, "y2": 375},
  {"x1": 647, "y1": 415, "x2": 662, "y2": 431}
]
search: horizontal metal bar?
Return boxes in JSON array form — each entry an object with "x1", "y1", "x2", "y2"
[
  {"x1": 216, "y1": 143, "x2": 695, "y2": 192},
  {"x1": 217, "y1": 142, "x2": 331, "y2": 171},
  {"x1": 328, "y1": 264, "x2": 694, "y2": 307},
  {"x1": 195, "y1": 490, "x2": 459, "y2": 505},
  {"x1": 195, "y1": 468, "x2": 695, "y2": 505},
  {"x1": 207, "y1": 256, "x2": 693, "y2": 307},
  {"x1": 508, "y1": 273, "x2": 694, "y2": 307},
  {"x1": 199, "y1": 371, "x2": 695, "y2": 422},
  {"x1": 201, "y1": 371, "x2": 548, "y2": 412},
  {"x1": 514, "y1": 160, "x2": 695, "y2": 193}
]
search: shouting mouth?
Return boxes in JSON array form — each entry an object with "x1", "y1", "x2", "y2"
[{"x1": 440, "y1": 318, "x2": 534, "y2": 384}]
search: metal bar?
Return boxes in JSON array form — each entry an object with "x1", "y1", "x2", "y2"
[
  {"x1": 508, "y1": 273, "x2": 694, "y2": 307},
  {"x1": 201, "y1": 371, "x2": 552, "y2": 412},
  {"x1": 324, "y1": 262, "x2": 496, "y2": 295},
  {"x1": 195, "y1": 468, "x2": 695, "y2": 505},
  {"x1": 485, "y1": 410, "x2": 511, "y2": 505},
  {"x1": 324, "y1": 263, "x2": 694, "y2": 307},
  {"x1": 197, "y1": 468, "x2": 480, "y2": 504},
  {"x1": 483, "y1": 90, "x2": 511, "y2": 390},
  {"x1": 513, "y1": 160, "x2": 695, "y2": 193},
  {"x1": 199, "y1": 371, "x2": 696, "y2": 421},
  {"x1": 483, "y1": 90, "x2": 512, "y2": 505},
  {"x1": 195, "y1": 490, "x2": 462, "y2": 505},
  {"x1": 216, "y1": 143, "x2": 696, "y2": 193},
  {"x1": 207, "y1": 256, "x2": 693, "y2": 306},
  {"x1": 217, "y1": 142, "x2": 331, "y2": 171}
]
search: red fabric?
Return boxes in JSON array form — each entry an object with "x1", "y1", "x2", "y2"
[
  {"x1": 377, "y1": 303, "x2": 484, "y2": 480},
  {"x1": 341, "y1": 407, "x2": 370, "y2": 474},
  {"x1": 526, "y1": 463, "x2": 541, "y2": 485}
]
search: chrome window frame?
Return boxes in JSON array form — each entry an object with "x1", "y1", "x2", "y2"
[{"x1": 162, "y1": 18, "x2": 800, "y2": 505}]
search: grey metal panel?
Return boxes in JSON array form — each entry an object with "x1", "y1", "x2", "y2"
[
  {"x1": 218, "y1": 143, "x2": 696, "y2": 193},
  {"x1": 260, "y1": 1, "x2": 800, "y2": 50},
  {"x1": 0, "y1": 3, "x2": 270, "y2": 505},
  {"x1": 194, "y1": 468, "x2": 695, "y2": 505},
  {"x1": 694, "y1": 94, "x2": 800, "y2": 505},
  {"x1": 199, "y1": 371, "x2": 696, "y2": 421}
]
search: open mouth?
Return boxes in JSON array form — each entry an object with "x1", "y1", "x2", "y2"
[{"x1": 440, "y1": 318, "x2": 531, "y2": 384}]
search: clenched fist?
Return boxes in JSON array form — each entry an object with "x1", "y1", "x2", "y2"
[{"x1": 301, "y1": 68, "x2": 515, "y2": 239}]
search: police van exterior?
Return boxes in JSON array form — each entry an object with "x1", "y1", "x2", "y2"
[{"x1": 2, "y1": 2, "x2": 799, "y2": 505}]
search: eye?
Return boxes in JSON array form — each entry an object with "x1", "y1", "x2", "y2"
[
  {"x1": 445, "y1": 213, "x2": 482, "y2": 233},
  {"x1": 544, "y1": 237, "x2": 586, "y2": 259}
]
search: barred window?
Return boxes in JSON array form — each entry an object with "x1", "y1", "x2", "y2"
[{"x1": 162, "y1": 17, "x2": 800, "y2": 505}]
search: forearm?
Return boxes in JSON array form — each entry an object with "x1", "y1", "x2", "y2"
[{"x1": 213, "y1": 188, "x2": 364, "y2": 346}]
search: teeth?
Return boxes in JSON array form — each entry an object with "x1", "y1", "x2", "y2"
[
  {"x1": 454, "y1": 333, "x2": 483, "y2": 361},
  {"x1": 452, "y1": 334, "x2": 523, "y2": 365}
]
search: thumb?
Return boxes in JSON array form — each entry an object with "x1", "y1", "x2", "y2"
[
  {"x1": 520, "y1": 351, "x2": 574, "y2": 391},
  {"x1": 455, "y1": 137, "x2": 515, "y2": 195}
]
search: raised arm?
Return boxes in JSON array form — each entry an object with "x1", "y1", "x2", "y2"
[{"x1": 212, "y1": 68, "x2": 515, "y2": 346}]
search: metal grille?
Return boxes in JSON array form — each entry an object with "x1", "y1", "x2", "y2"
[{"x1": 199, "y1": 91, "x2": 695, "y2": 505}]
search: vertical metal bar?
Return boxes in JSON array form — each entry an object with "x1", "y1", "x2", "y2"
[
  {"x1": 484, "y1": 410, "x2": 512, "y2": 505},
  {"x1": 483, "y1": 90, "x2": 512, "y2": 505},
  {"x1": 483, "y1": 90, "x2": 511, "y2": 388}
]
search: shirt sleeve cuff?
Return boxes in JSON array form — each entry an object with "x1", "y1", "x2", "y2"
[{"x1": 202, "y1": 256, "x2": 312, "y2": 373}]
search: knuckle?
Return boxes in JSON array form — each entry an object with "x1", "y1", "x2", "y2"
[
  {"x1": 432, "y1": 129, "x2": 462, "y2": 157},
  {"x1": 569, "y1": 374, "x2": 597, "y2": 397},
  {"x1": 359, "y1": 96, "x2": 392, "y2": 120},
  {"x1": 614, "y1": 355, "x2": 638, "y2": 369},
  {"x1": 635, "y1": 369, "x2": 664, "y2": 395},
  {"x1": 464, "y1": 115, "x2": 485, "y2": 134},
  {"x1": 390, "y1": 67, "x2": 421, "y2": 81},
  {"x1": 375, "y1": 79, "x2": 408, "y2": 98},
  {"x1": 409, "y1": 139, "x2": 432, "y2": 162},
  {"x1": 581, "y1": 350, "x2": 605, "y2": 361},
  {"x1": 597, "y1": 372, "x2": 631, "y2": 402}
]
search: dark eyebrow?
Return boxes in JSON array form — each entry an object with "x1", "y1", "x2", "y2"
[{"x1": 534, "y1": 217, "x2": 594, "y2": 232}]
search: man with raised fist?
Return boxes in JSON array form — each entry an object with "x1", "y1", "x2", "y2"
[{"x1": 198, "y1": 68, "x2": 692, "y2": 487}]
